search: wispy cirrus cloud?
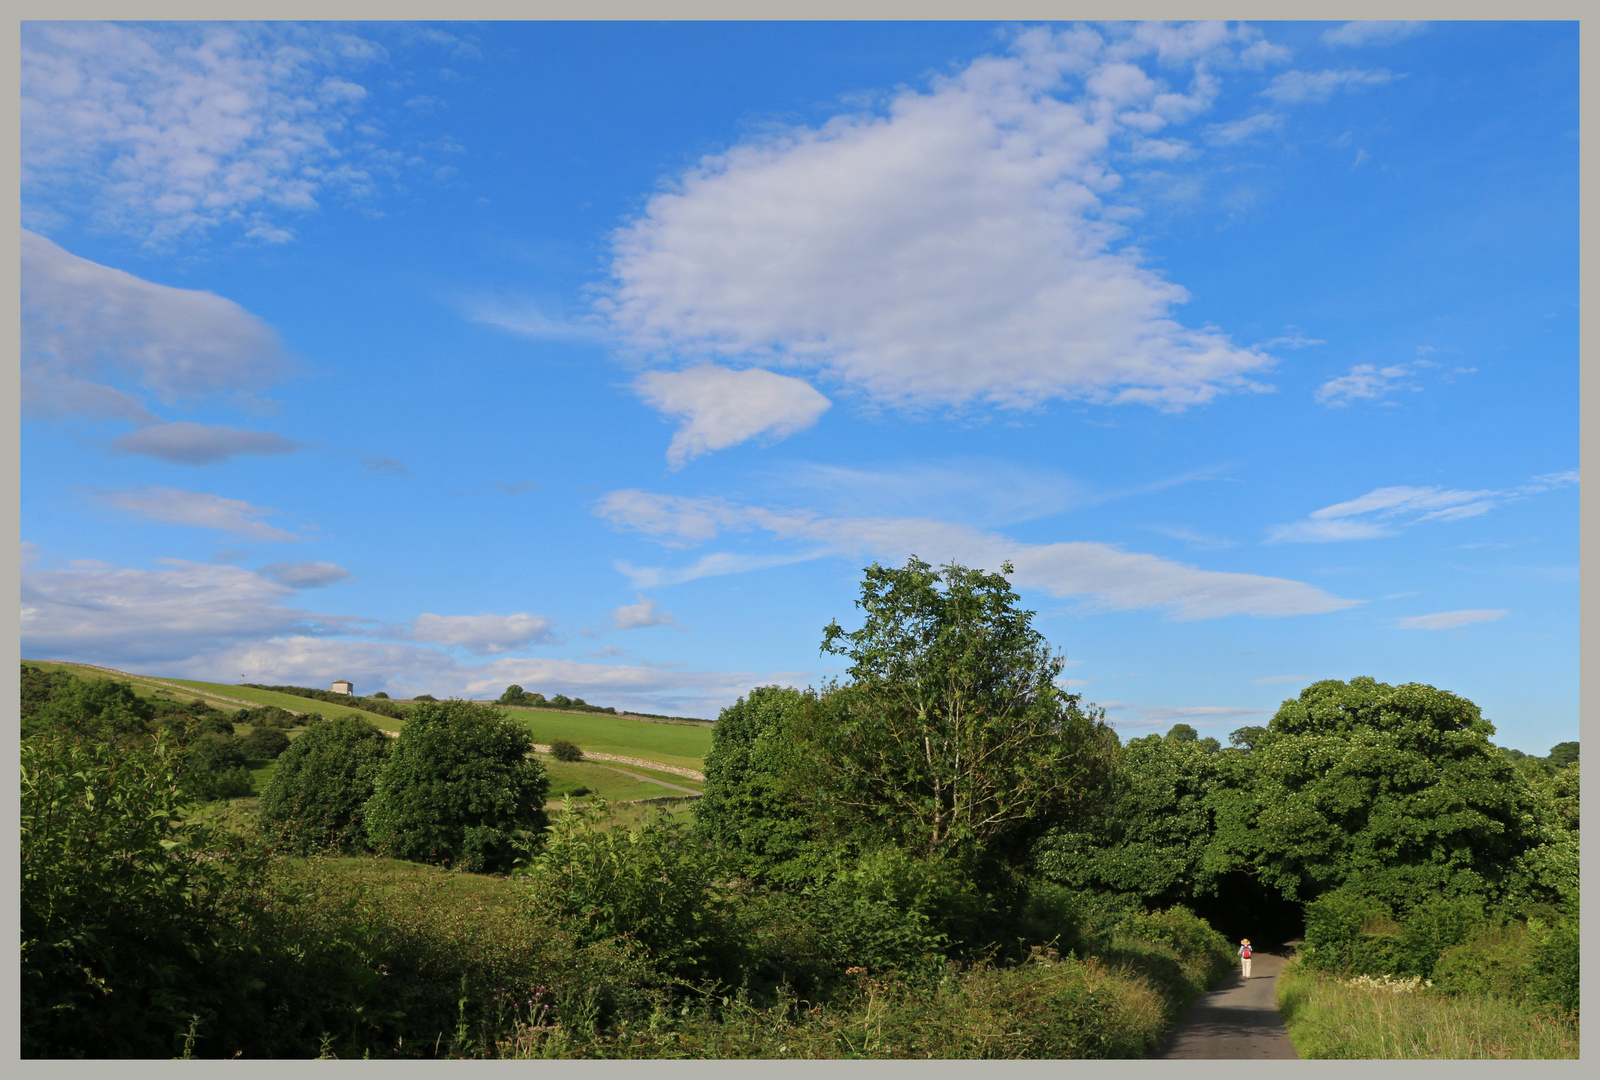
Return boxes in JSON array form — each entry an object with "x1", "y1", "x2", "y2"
[
  {"x1": 260, "y1": 561, "x2": 351, "y2": 589},
  {"x1": 1262, "y1": 68, "x2": 1397, "y2": 104},
  {"x1": 89, "y1": 486, "x2": 311, "y2": 542},
  {"x1": 1267, "y1": 472, "x2": 1577, "y2": 543},
  {"x1": 1397, "y1": 609, "x2": 1508, "y2": 631},
  {"x1": 111, "y1": 422, "x2": 303, "y2": 464},
  {"x1": 1321, "y1": 22, "x2": 1426, "y2": 48},
  {"x1": 596, "y1": 489, "x2": 1354, "y2": 621}
]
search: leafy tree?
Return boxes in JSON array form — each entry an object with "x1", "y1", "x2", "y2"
[
  {"x1": 259, "y1": 716, "x2": 392, "y2": 854},
  {"x1": 499, "y1": 684, "x2": 528, "y2": 705},
  {"x1": 1034, "y1": 726, "x2": 1223, "y2": 908},
  {"x1": 1205, "y1": 677, "x2": 1534, "y2": 913},
  {"x1": 233, "y1": 705, "x2": 298, "y2": 729},
  {"x1": 371, "y1": 691, "x2": 389, "y2": 699},
  {"x1": 31, "y1": 676, "x2": 153, "y2": 742},
  {"x1": 413, "y1": 693, "x2": 437, "y2": 702},
  {"x1": 364, "y1": 700, "x2": 549, "y2": 873},
  {"x1": 808, "y1": 557, "x2": 1118, "y2": 897},
  {"x1": 693, "y1": 685, "x2": 821, "y2": 881},
  {"x1": 238, "y1": 726, "x2": 291, "y2": 760},
  {"x1": 1546, "y1": 740, "x2": 1578, "y2": 768},
  {"x1": 549, "y1": 738, "x2": 584, "y2": 762}
]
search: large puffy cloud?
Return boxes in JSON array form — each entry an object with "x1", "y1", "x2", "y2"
[
  {"x1": 90, "y1": 486, "x2": 309, "y2": 542},
  {"x1": 601, "y1": 25, "x2": 1279, "y2": 436},
  {"x1": 409, "y1": 613, "x2": 558, "y2": 654},
  {"x1": 634, "y1": 366, "x2": 832, "y2": 468},
  {"x1": 111, "y1": 422, "x2": 303, "y2": 464},
  {"x1": 1267, "y1": 472, "x2": 1579, "y2": 543},
  {"x1": 22, "y1": 22, "x2": 380, "y2": 243},
  {"x1": 23, "y1": 230, "x2": 295, "y2": 420},
  {"x1": 596, "y1": 489, "x2": 1354, "y2": 621}
]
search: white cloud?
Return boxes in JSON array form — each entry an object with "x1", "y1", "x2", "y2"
[
  {"x1": 1315, "y1": 362, "x2": 1417, "y2": 405},
  {"x1": 178, "y1": 637, "x2": 791, "y2": 718},
  {"x1": 634, "y1": 366, "x2": 833, "y2": 468},
  {"x1": 409, "y1": 612, "x2": 557, "y2": 655},
  {"x1": 90, "y1": 486, "x2": 309, "y2": 542},
  {"x1": 1267, "y1": 474, "x2": 1576, "y2": 543},
  {"x1": 1397, "y1": 609, "x2": 1508, "y2": 631},
  {"x1": 1205, "y1": 111, "x2": 1283, "y2": 145},
  {"x1": 260, "y1": 560, "x2": 351, "y2": 588},
  {"x1": 597, "y1": 489, "x2": 1354, "y2": 621},
  {"x1": 609, "y1": 594, "x2": 679, "y2": 630},
  {"x1": 600, "y1": 26, "x2": 1276, "y2": 428},
  {"x1": 111, "y1": 422, "x2": 301, "y2": 464},
  {"x1": 1321, "y1": 22, "x2": 1426, "y2": 48},
  {"x1": 22, "y1": 22, "x2": 379, "y2": 243},
  {"x1": 21, "y1": 556, "x2": 329, "y2": 663},
  {"x1": 465, "y1": 297, "x2": 605, "y2": 342},
  {"x1": 1262, "y1": 68, "x2": 1396, "y2": 104},
  {"x1": 778, "y1": 457, "x2": 1088, "y2": 526},
  {"x1": 23, "y1": 230, "x2": 294, "y2": 419}
]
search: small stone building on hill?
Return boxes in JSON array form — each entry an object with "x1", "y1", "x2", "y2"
[{"x1": 331, "y1": 679, "x2": 353, "y2": 695}]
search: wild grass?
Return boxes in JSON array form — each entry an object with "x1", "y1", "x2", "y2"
[
  {"x1": 492, "y1": 948, "x2": 1169, "y2": 1059},
  {"x1": 1276, "y1": 956, "x2": 1578, "y2": 1059}
]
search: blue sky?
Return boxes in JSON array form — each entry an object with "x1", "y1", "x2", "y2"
[{"x1": 20, "y1": 20, "x2": 1578, "y2": 752}]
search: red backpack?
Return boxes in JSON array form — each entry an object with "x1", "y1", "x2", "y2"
[{"x1": 1242, "y1": 945, "x2": 1252, "y2": 959}]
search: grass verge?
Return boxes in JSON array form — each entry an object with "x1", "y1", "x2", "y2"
[{"x1": 1275, "y1": 956, "x2": 1578, "y2": 1059}]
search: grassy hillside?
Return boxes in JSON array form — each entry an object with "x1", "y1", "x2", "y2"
[{"x1": 498, "y1": 707, "x2": 712, "y2": 771}]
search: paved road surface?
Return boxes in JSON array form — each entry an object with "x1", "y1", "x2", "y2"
[{"x1": 1155, "y1": 951, "x2": 1298, "y2": 1059}]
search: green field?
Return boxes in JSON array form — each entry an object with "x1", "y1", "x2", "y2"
[
  {"x1": 541, "y1": 757, "x2": 698, "y2": 802},
  {"x1": 500, "y1": 708, "x2": 712, "y2": 771}
]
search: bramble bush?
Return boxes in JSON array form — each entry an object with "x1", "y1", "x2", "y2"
[{"x1": 550, "y1": 738, "x2": 584, "y2": 762}]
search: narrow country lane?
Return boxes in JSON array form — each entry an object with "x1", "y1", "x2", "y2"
[{"x1": 1154, "y1": 951, "x2": 1298, "y2": 1059}]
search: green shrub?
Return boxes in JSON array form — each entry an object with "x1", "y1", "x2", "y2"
[
  {"x1": 371, "y1": 691, "x2": 389, "y2": 699},
  {"x1": 1301, "y1": 889, "x2": 1395, "y2": 973},
  {"x1": 190, "y1": 732, "x2": 246, "y2": 773},
  {"x1": 1397, "y1": 894, "x2": 1485, "y2": 977},
  {"x1": 31, "y1": 675, "x2": 153, "y2": 742},
  {"x1": 414, "y1": 694, "x2": 438, "y2": 702},
  {"x1": 238, "y1": 726, "x2": 291, "y2": 760},
  {"x1": 234, "y1": 705, "x2": 298, "y2": 730},
  {"x1": 21, "y1": 733, "x2": 268, "y2": 1057},
  {"x1": 195, "y1": 713, "x2": 236, "y2": 737},
  {"x1": 259, "y1": 716, "x2": 392, "y2": 854},
  {"x1": 1432, "y1": 922, "x2": 1529, "y2": 999},
  {"x1": 1530, "y1": 917, "x2": 1579, "y2": 1014},
  {"x1": 549, "y1": 738, "x2": 583, "y2": 762},
  {"x1": 519, "y1": 800, "x2": 728, "y2": 980},
  {"x1": 365, "y1": 700, "x2": 549, "y2": 873}
]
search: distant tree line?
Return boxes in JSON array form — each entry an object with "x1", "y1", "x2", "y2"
[{"x1": 244, "y1": 683, "x2": 408, "y2": 722}]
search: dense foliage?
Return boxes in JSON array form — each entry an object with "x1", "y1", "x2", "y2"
[
  {"x1": 18, "y1": 557, "x2": 1579, "y2": 1058},
  {"x1": 259, "y1": 715, "x2": 394, "y2": 854},
  {"x1": 500, "y1": 683, "x2": 620, "y2": 714},
  {"x1": 365, "y1": 699, "x2": 550, "y2": 873}
]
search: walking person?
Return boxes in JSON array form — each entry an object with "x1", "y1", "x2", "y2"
[{"x1": 1239, "y1": 938, "x2": 1253, "y2": 980}]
